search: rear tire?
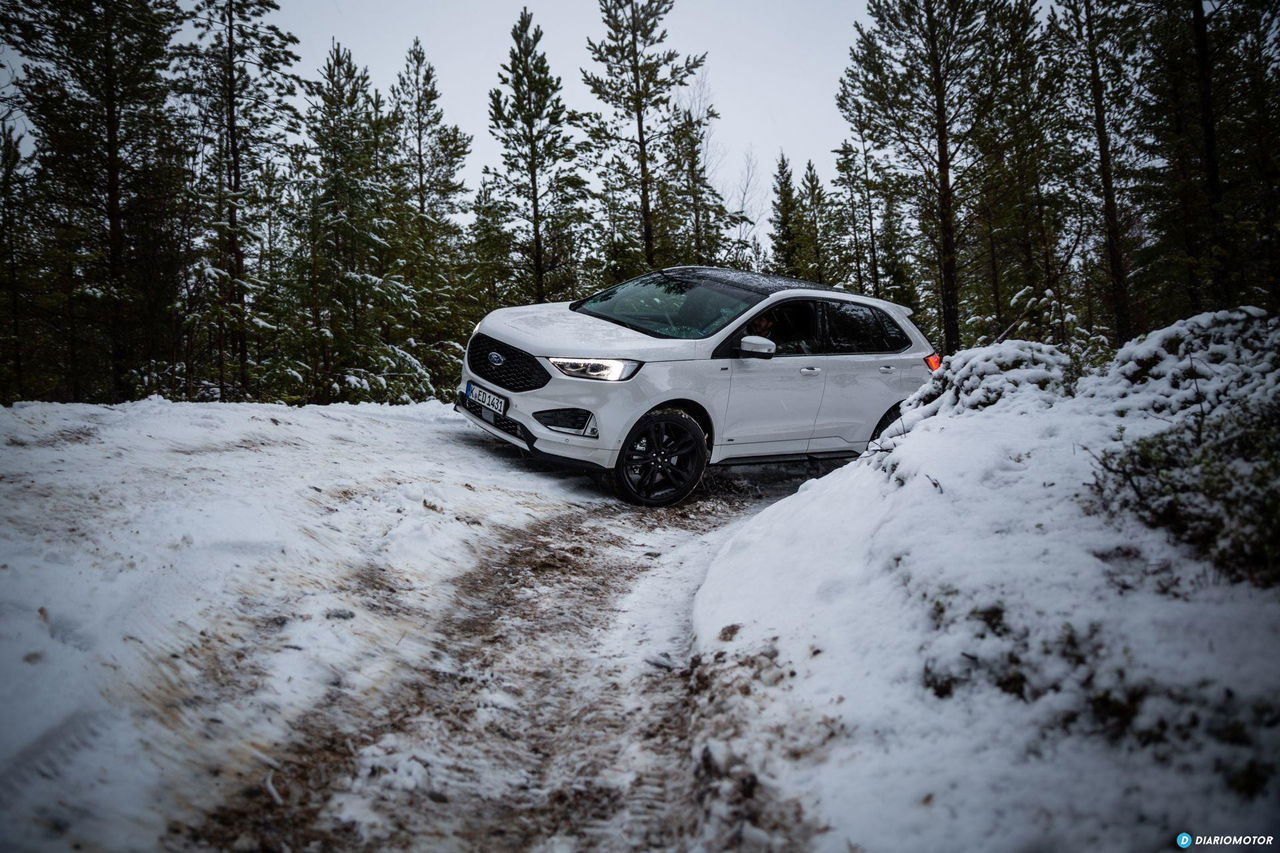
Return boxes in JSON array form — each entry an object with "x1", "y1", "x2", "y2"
[
  {"x1": 869, "y1": 402, "x2": 904, "y2": 442},
  {"x1": 609, "y1": 409, "x2": 708, "y2": 507}
]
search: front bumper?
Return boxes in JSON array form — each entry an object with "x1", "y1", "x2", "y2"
[{"x1": 455, "y1": 366, "x2": 625, "y2": 471}]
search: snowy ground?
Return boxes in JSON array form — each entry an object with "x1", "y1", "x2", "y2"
[
  {"x1": 691, "y1": 311, "x2": 1280, "y2": 852},
  {"x1": 2, "y1": 311, "x2": 1276, "y2": 852},
  {"x1": 0, "y1": 399, "x2": 808, "y2": 850},
  {"x1": 0, "y1": 400, "x2": 610, "y2": 848}
]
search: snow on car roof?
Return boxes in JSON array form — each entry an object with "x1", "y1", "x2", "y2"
[{"x1": 661, "y1": 266, "x2": 913, "y2": 315}]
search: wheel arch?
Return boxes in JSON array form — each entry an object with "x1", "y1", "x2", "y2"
[
  {"x1": 869, "y1": 399, "x2": 906, "y2": 441},
  {"x1": 644, "y1": 397, "x2": 714, "y2": 447}
]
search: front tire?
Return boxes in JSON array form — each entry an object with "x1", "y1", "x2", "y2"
[{"x1": 609, "y1": 409, "x2": 708, "y2": 507}]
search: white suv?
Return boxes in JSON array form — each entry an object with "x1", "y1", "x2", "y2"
[{"x1": 455, "y1": 266, "x2": 939, "y2": 506}]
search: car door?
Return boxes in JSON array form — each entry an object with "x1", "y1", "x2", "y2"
[
  {"x1": 718, "y1": 299, "x2": 827, "y2": 458},
  {"x1": 807, "y1": 300, "x2": 913, "y2": 453}
]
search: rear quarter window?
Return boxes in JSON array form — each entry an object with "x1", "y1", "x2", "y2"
[
  {"x1": 826, "y1": 302, "x2": 889, "y2": 353},
  {"x1": 875, "y1": 308, "x2": 912, "y2": 350}
]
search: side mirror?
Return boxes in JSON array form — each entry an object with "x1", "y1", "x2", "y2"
[{"x1": 739, "y1": 335, "x2": 776, "y2": 359}]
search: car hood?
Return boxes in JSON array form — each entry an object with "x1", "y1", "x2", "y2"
[{"x1": 477, "y1": 302, "x2": 702, "y2": 360}]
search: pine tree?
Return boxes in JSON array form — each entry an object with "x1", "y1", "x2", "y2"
[
  {"x1": 1049, "y1": 0, "x2": 1138, "y2": 344},
  {"x1": 840, "y1": 0, "x2": 998, "y2": 354},
  {"x1": 242, "y1": 158, "x2": 293, "y2": 398},
  {"x1": 768, "y1": 153, "x2": 803, "y2": 278},
  {"x1": 293, "y1": 43, "x2": 431, "y2": 403},
  {"x1": 488, "y1": 8, "x2": 586, "y2": 304},
  {"x1": 391, "y1": 37, "x2": 471, "y2": 256},
  {"x1": 0, "y1": 121, "x2": 28, "y2": 402},
  {"x1": 582, "y1": 0, "x2": 704, "y2": 272},
  {"x1": 833, "y1": 112, "x2": 882, "y2": 296},
  {"x1": 658, "y1": 104, "x2": 742, "y2": 265},
  {"x1": 2, "y1": 0, "x2": 190, "y2": 401},
  {"x1": 796, "y1": 160, "x2": 831, "y2": 284},
  {"x1": 182, "y1": 0, "x2": 299, "y2": 400},
  {"x1": 968, "y1": 0, "x2": 1084, "y2": 345},
  {"x1": 389, "y1": 37, "x2": 471, "y2": 378},
  {"x1": 877, "y1": 175, "x2": 924, "y2": 322},
  {"x1": 831, "y1": 147, "x2": 868, "y2": 294},
  {"x1": 1131, "y1": 1, "x2": 1280, "y2": 315},
  {"x1": 464, "y1": 178, "x2": 515, "y2": 318},
  {"x1": 586, "y1": 147, "x2": 648, "y2": 283},
  {"x1": 1223, "y1": 1, "x2": 1280, "y2": 308},
  {"x1": 1188, "y1": 0, "x2": 1224, "y2": 302}
]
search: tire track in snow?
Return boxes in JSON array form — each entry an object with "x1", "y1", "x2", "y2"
[{"x1": 178, "y1": 471, "x2": 816, "y2": 851}]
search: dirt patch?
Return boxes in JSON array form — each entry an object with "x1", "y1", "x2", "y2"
[
  {"x1": 170, "y1": 435, "x2": 295, "y2": 455},
  {"x1": 6, "y1": 426, "x2": 100, "y2": 448}
]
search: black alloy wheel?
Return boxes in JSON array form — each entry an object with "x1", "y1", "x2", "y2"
[{"x1": 610, "y1": 409, "x2": 708, "y2": 507}]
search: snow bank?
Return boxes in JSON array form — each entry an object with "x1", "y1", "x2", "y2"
[
  {"x1": 903, "y1": 339, "x2": 1070, "y2": 419},
  {"x1": 1081, "y1": 306, "x2": 1280, "y2": 418},
  {"x1": 0, "y1": 399, "x2": 600, "y2": 849},
  {"x1": 692, "y1": 315, "x2": 1280, "y2": 851}
]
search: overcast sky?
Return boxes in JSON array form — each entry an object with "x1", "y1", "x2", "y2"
[{"x1": 271, "y1": 0, "x2": 869, "y2": 224}]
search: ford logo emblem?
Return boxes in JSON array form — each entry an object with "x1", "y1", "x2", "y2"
[{"x1": 487, "y1": 351, "x2": 505, "y2": 366}]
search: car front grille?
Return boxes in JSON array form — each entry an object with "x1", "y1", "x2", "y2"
[
  {"x1": 467, "y1": 333, "x2": 551, "y2": 392},
  {"x1": 458, "y1": 394, "x2": 532, "y2": 445}
]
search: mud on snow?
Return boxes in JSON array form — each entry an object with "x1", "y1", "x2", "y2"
[{"x1": 178, "y1": 467, "x2": 824, "y2": 852}]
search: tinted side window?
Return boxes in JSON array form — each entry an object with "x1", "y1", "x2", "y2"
[
  {"x1": 825, "y1": 302, "x2": 888, "y2": 353},
  {"x1": 715, "y1": 299, "x2": 824, "y2": 357},
  {"x1": 875, "y1": 308, "x2": 911, "y2": 350},
  {"x1": 745, "y1": 300, "x2": 823, "y2": 355}
]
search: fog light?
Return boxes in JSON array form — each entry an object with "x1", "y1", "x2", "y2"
[{"x1": 533, "y1": 408, "x2": 598, "y2": 438}]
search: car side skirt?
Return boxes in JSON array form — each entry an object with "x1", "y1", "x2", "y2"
[{"x1": 711, "y1": 449, "x2": 863, "y2": 467}]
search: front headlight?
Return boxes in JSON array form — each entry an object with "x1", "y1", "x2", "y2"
[{"x1": 547, "y1": 357, "x2": 642, "y2": 381}]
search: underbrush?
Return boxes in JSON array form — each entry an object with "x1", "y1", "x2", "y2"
[
  {"x1": 881, "y1": 307, "x2": 1279, "y2": 590},
  {"x1": 1089, "y1": 394, "x2": 1280, "y2": 588}
]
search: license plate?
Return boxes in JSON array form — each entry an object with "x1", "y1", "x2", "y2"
[{"x1": 466, "y1": 381, "x2": 507, "y2": 416}]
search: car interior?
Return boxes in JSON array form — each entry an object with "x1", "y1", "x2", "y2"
[{"x1": 740, "y1": 301, "x2": 822, "y2": 355}]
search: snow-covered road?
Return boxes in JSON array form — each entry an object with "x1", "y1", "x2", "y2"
[
  {"x1": 0, "y1": 399, "x2": 808, "y2": 850},
  {"x1": 192, "y1": 489, "x2": 797, "y2": 851}
]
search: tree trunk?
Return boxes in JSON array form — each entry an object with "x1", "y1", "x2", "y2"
[
  {"x1": 6, "y1": 267, "x2": 20, "y2": 400},
  {"x1": 104, "y1": 7, "x2": 128, "y2": 401},
  {"x1": 688, "y1": 149, "x2": 706, "y2": 263},
  {"x1": 984, "y1": 199, "x2": 1006, "y2": 332},
  {"x1": 1190, "y1": 0, "x2": 1226, "y2": 304},
  {"x1": 926, "y1": 4, "x2": 961, "y2": 354},
  {"x1": 629, "y1": 4, "x2": 656, "y2": 268},
  {"x1": 225, "y1": 0, "x2": 249, "y2": 398},
  {"x1": 634, "y1": 112, "x2": 654, "y2": 268},
  {"x1": 530, "y1": 163, "x2": 545, "y2": 302},
  {"x1": 1, "y1": 168, "x2": 22, "y2": 400},
  {"x1": 849, "y1": 197, "x2": 866, "y2": 294},
  {"x1": 63, "y1": 263, "x2": 81, "y2": 401},
  {"x1": 937, "y1": 155, "x2": 961, "y2": 353},
  {"x1": 1164, "y1": 45, "x2": 1205, "y2": 314},
  {"x1": 854, "y1": 111, "x2": 881, "y2": 297},
  {"x1": 1083, "y1": 0, "x2": 1132, "y2": 344}
]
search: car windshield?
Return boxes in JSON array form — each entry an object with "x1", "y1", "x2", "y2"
[{"x1": 572, "y1": 272, "x2": 764, "y2": 339}]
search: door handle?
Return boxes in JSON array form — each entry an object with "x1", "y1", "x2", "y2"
[
  {"x1": 799, "y1": 367, "x2": 822, "y2": 375},
  {"x1": 878, "y1": 366, "x2": 896, "y2": 373}
]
